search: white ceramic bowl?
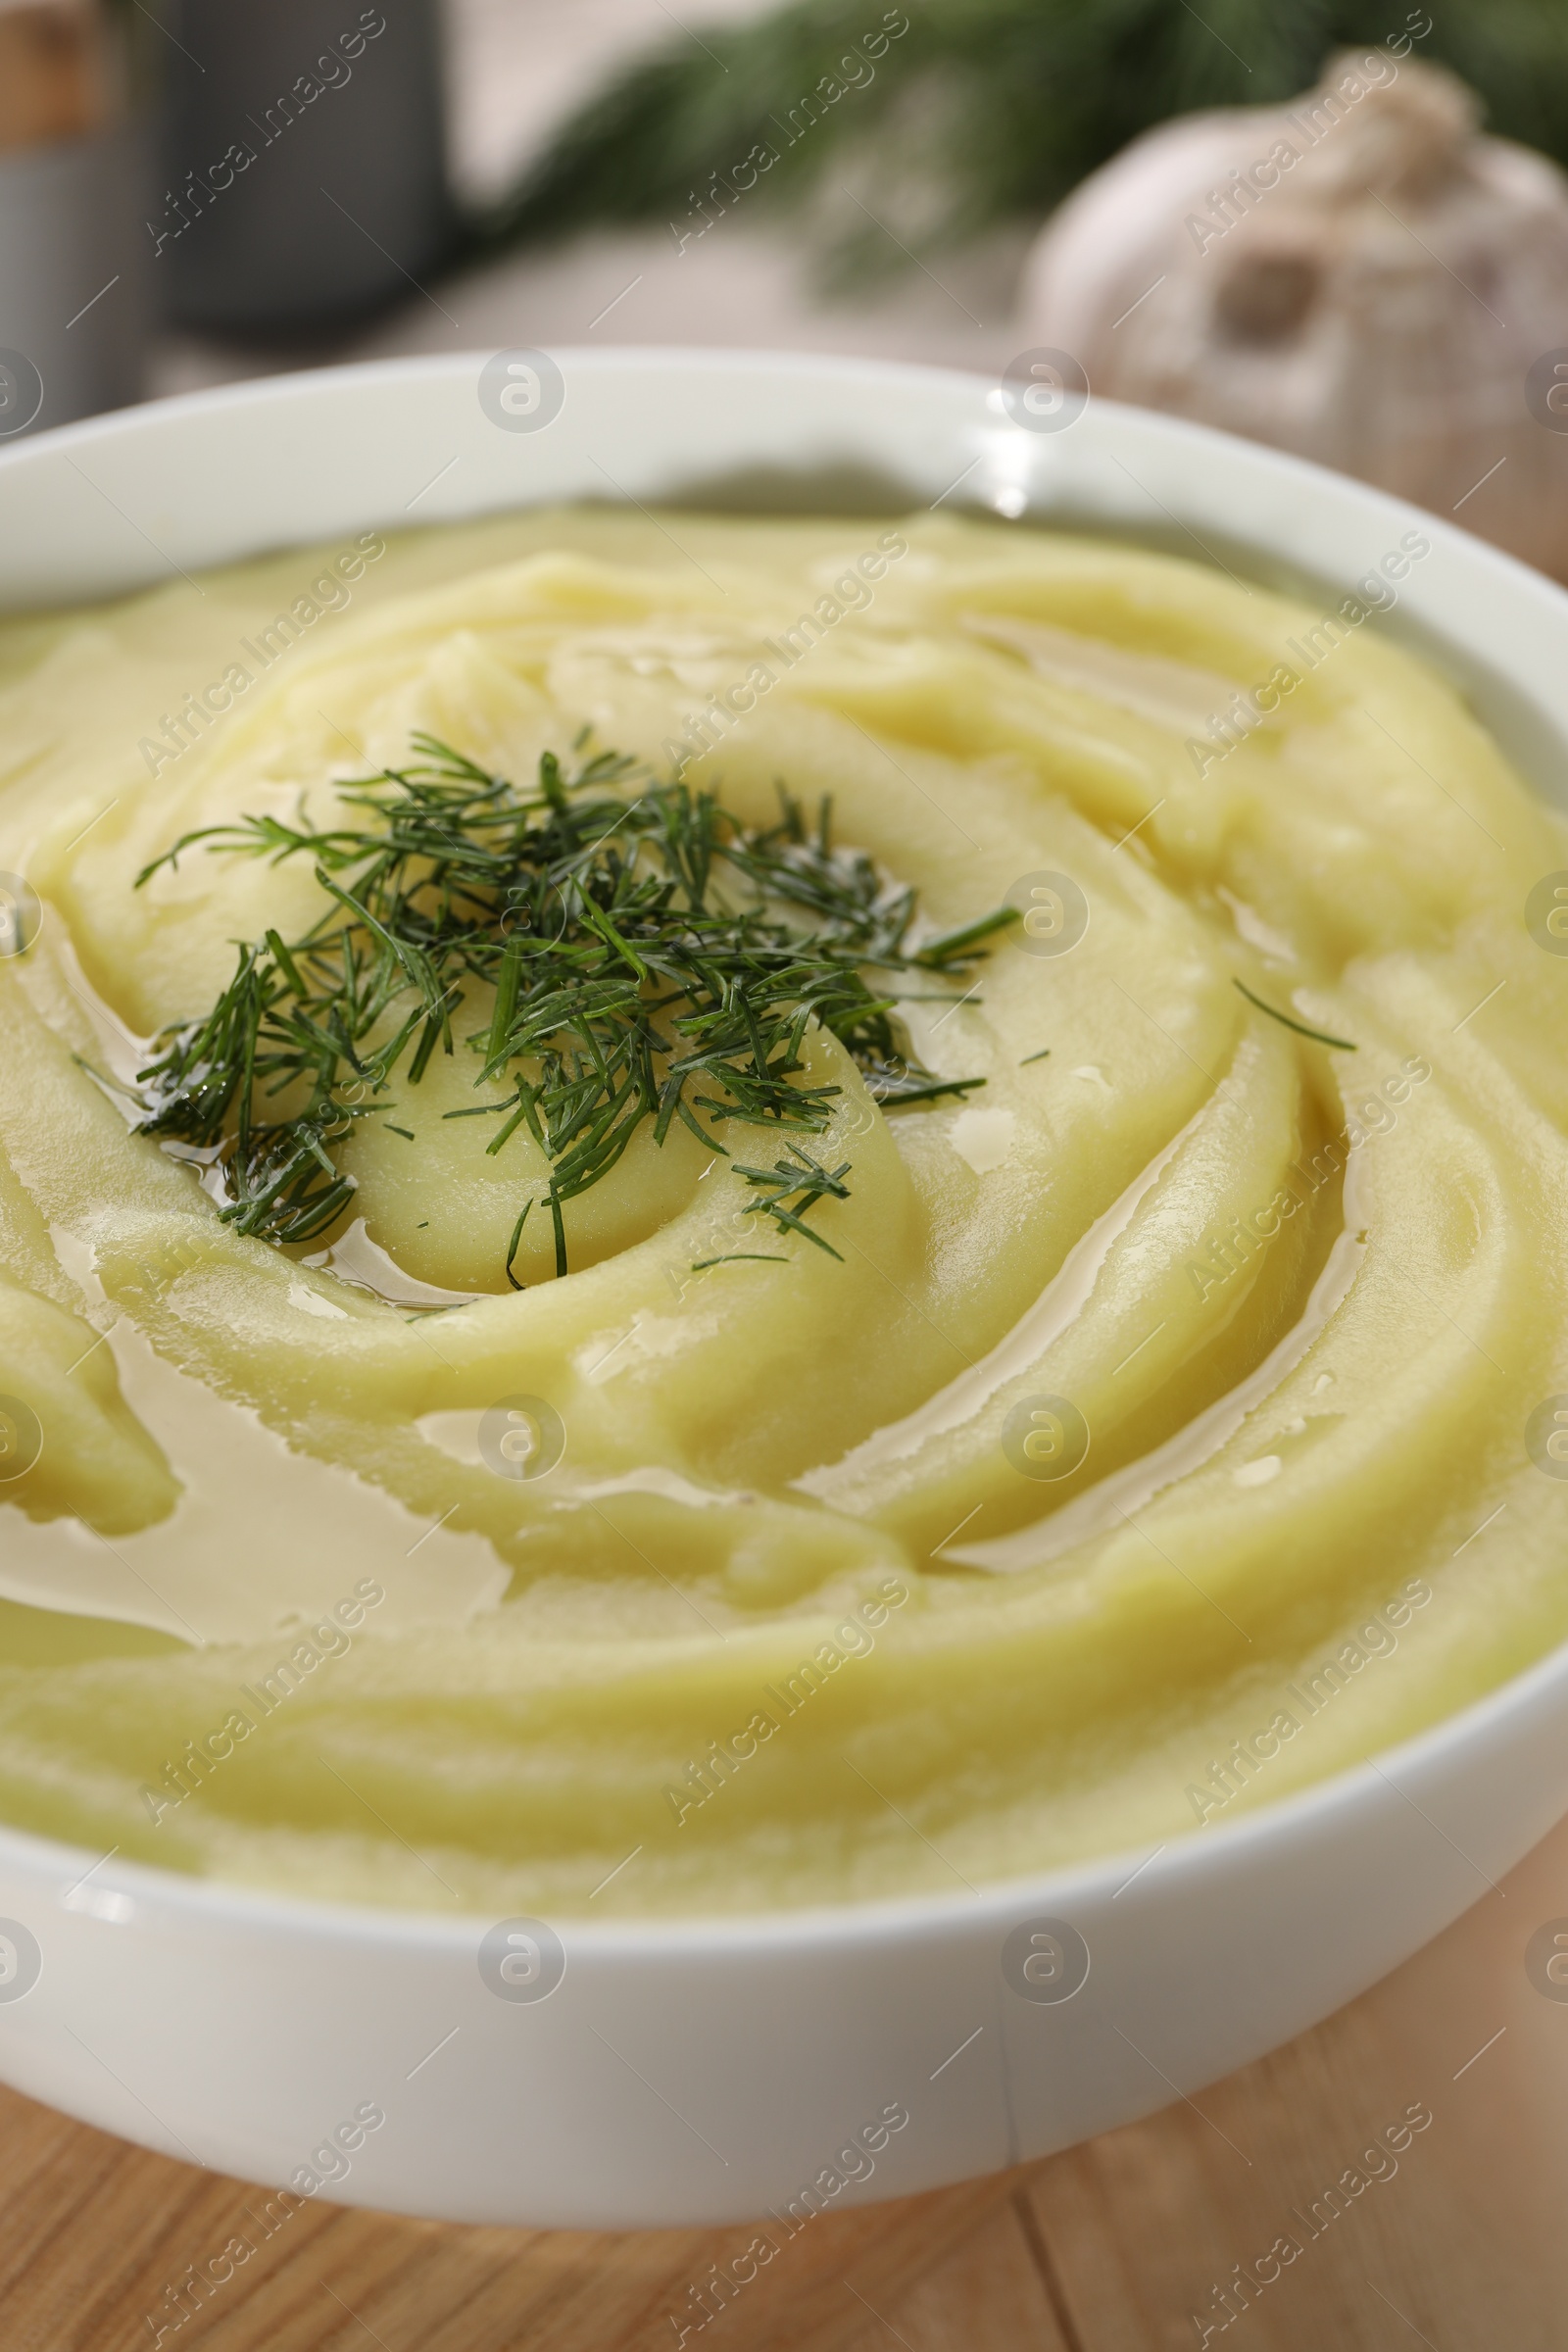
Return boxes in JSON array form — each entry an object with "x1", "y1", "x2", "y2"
[{"x1": 1, "y1": 351, "x2": 1565, "y2": 2231}]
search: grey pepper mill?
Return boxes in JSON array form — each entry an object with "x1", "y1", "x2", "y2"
[
  {"x1": 0, "y1": 0, "x2": 147, "y2": 437},
  {"x1": 156, "y1": 0, "x2": 452, "y2": 334}
]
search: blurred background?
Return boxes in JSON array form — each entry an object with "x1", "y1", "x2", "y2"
[{"x1": 8, "y1": 0, "x2": 1568, "y2": 572}]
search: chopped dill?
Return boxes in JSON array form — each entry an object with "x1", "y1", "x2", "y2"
[
  {"x1": 1019, "y1": 1047, "x2": 1052, "y2": 1065},
  {"x1": 732, "y1": 1142, "x2": 853, "y2": 1259},
  {"x1": 130, "y1": 736, "x2": 1014, "y2": 1282},
  {"x1": 691, "y1": 1253, "x2": 788, "y2": 1270},
  {"x1": 1233, "y1": 977, "x2": 1356, "y2": 1052}
]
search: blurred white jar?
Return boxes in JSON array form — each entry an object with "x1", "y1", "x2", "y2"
[{"x1": 0, "y1": 0, "x2": 147, "y2": 437}]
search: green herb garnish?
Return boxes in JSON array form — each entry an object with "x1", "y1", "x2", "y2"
[
  {"x1": 130, "y1": 736, "x2": 1013, "y2": 1282},
  {"x1": 732, "y1": 1143, "x2": 853, "y2": 1260},
  {"x1": 691, "y1": 1253, "x2": 788, "y2": 1271},
  {"x1": 1233, "y1": 977, "x2": 1356, "y2": 1052}
]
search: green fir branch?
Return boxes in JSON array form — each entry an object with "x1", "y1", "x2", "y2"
[{"x1": 475, "y1": 0, "x2": 1568, "y2": 291}]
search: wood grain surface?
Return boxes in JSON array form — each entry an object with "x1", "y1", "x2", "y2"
[{"x1": 8, "y1": 1806, "x2": 1566, "y2": 2352}]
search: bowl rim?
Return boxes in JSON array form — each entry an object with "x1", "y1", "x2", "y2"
[
  {"x1": 2, "y1": 343, "x2": 1563, "y2": 1954},
  {"x1": 4, "y1": 337, "x2": 1563, "y2": 604}
]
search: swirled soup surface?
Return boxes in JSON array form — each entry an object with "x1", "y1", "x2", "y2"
[{"x1": 0, "y1": 505, "x2": 1564, "y2": 1916}]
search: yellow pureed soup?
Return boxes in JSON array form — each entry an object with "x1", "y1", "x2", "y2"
[{"x1": 0, "y1": 505, "x2": 1565, "y2": 1917}]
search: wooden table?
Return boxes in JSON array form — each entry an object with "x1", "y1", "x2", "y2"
[{"x1": 8, "y1": 1808, "x2": 1565, "y2": 2352}]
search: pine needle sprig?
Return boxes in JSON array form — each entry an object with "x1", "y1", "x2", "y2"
[
  {"x1": 130, "y1": 737, "x2": 1013, "y2": 1282},
  {"x1": 474, "y1": 0, "x2": 1568, "y2": 294}
]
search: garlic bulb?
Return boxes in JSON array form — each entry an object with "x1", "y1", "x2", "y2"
[{"x1": 1017, "y1": 52, "x2": 1568, "y2": 578}]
